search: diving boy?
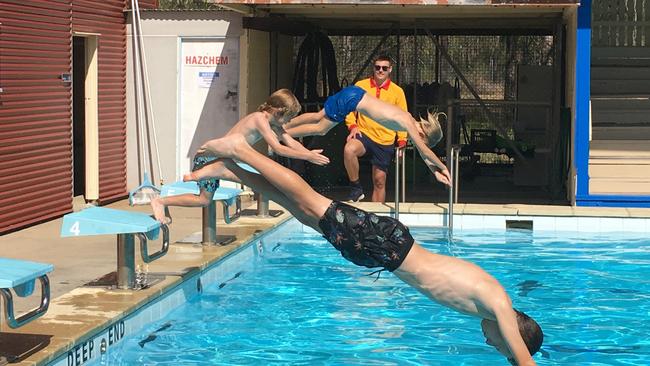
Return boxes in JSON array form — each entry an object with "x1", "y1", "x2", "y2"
[
  {"x1": 150, "y1": 89, "x2": 329, "y2": 224},
  {"x1": 192, "y1": 133, "x2": 543, "y2": 366},
  {"x1": 282, "y1": 85, "x2": 452, "y2": 187}
]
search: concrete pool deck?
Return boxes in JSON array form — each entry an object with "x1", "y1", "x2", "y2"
[{"x1": 1, "y1": 198, "x2": 650, "y2": 365}]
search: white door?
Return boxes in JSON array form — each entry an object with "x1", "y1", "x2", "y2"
[{"x1": 179, "y1": 37, "x2": 239, "y2": 177}]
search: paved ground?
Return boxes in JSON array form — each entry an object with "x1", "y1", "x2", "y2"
[{"x1": 1, "y1": 200, "x2": 212, "y2": 307}]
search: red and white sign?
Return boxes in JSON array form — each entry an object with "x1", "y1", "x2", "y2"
[
  {"x1": 178, "y1": 38, "x2": 239, "y2": 179},
  {"x1": 184, "y1": 55, "x2": 229, "y2": 66}
]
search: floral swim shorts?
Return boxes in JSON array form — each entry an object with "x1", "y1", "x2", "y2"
[
  {"x1": 318, "y1": 201, "x2": 414, "y2": 272},
  {"x1": 192, "y1": 155, "x2": 220, "y2": 193}
]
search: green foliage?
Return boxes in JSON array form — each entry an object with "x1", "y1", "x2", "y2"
[{"x1": 157, "y1": 0, "x2": 220, "y2": 10}]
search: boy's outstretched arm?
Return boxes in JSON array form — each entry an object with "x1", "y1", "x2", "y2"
[
  {"x1": 400, "y1": 117, "x2": 452, "y2": 187},
  {"x1": 279, "y1": 132, "x2": 330, "y2": 165},
  {"x1": 257, "y1": 119, "x2": 329, "y2": 165},
  {"x1": 491, "y1": 302, "x2": 537, "y2": 366}
]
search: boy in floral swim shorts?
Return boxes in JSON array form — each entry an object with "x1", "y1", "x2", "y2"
[{"x1": 192, "y1": 133, "x2": 543, "y2": 366}]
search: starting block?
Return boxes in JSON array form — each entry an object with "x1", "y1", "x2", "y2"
[
  {"x1": 0, "y1": 258, "x2": 53, "y2": 328},
  {"x1": 61, "y1": 207, "x2": 169, "y2": 290},
  {"x1": 161, "y1": 181, "x2": 242, "y2": 245},
  {"x1": 212, "y1": 187, "x2": 242, "y2": 224},
  {"x1": 160, "y1": 180, "x2": 199, "y2": 197}
]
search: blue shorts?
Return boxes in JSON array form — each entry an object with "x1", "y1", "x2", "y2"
[
  {"x1": 358, "y1": 133, "x2": 395, "y2": 172},
  {"x1": 324, "y1": 86, "x2": 365, "y2": 123},
  {"x1": 192, "y1": 155, "x2": 220, "y2": 193}
]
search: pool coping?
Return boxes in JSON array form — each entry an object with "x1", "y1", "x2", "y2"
[{"x1": 2, "y1": 201, "x2": 650, "y2": 365}]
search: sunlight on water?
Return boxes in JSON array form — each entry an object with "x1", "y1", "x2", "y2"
[{"x1": 95, "y1": 227, "x2": 650, "y2": 366}]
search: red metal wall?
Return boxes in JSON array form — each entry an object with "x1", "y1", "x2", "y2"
[
  {"x1": 0, "y1": 0, "x2": 157, "y2": 234},
  {"x1": 0, "y1": 0, "x2": 74, "y2": 233},
  {"x1": 70, "y1": 0, "x2": 156, "y2": 203},
  {"x1": 72, "y1": 0, "x2": 130, "y2": 202}
]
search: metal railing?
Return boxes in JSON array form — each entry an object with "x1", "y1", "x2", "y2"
[
  {"x1": 394, "y1": 147, "x2": 407, "y2": 219},
  {"x1": 448, "y1": 145, "x2": 461, "y2": 236}
]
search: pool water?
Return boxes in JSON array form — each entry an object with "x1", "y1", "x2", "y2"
[{"x1": 95, "y1": 226, "x2": 650, "y2": 365}]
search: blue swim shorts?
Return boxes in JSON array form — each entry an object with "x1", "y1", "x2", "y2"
[
  {"x1": 324, "y1": 86, "x2": 366, "y2": 123},
  {"x1": 358, "y1": 132, "x2": 395, "y2": 172},
  {"x1": 192, "y1": 155, "x2": 220, "y2": 194}
]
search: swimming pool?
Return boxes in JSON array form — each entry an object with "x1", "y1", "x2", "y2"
[{"x1": 87, "y1": 224, "x2": 650, "y2": 365}]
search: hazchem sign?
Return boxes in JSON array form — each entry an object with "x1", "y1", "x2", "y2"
[{"x1": 184, "y1": 55, "x2": 229, "y2": 66}]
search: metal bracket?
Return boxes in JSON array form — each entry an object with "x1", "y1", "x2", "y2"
[
  {"x1": 222, "y1": 196, "x2": 241, "y2": 224},
  {"x1": 0, "y1": 276, "x2": 51, "y2": 329},
  {"x1": 138, "y1": 223, "x2": 169, "y2": 263}
]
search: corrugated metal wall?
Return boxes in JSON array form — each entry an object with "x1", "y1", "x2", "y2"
[
  {"x1": 0, "y1": 0, "x2": 74, "y2": 233},
  {"x1": 0, "y1": 0, "x2": 157, "y2": 234}
]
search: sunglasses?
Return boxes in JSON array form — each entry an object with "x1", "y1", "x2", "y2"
[{"x1": 374, "y1": 65, "x2": 390, "y2": 72}]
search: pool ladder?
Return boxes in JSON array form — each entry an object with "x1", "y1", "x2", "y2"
[
  {"x1": 392, "y1": 144, "x2": 459, "y2": 235},
  {"x1": 448, "y1": 145, "x2": 461, "y2": 235},
  {"x1": 394, "y1": 147, "x2": 406, "y2": 220}
]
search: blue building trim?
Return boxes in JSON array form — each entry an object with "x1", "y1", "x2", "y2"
[
  {"x1": 577, "y1": 195, "x2": 650, "y2": 208},
  {"x1": 575, "y1": 0, "x2": 591, "y2": 204},
  {"x1": 574, "y1": 0, "x2": 650, "y2": 208}
]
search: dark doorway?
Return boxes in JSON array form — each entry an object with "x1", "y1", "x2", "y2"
[{"x1": 72, "y1": 36, "x2": 86, "y2": 197}]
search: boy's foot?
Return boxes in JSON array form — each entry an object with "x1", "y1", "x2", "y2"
[
  {"x1": 346, "y1": 186, "x2": 365, "y2": 202},
  {"x1": 184, "y1": 161, "x2": 240, "y2": 183},
  {"x1": 183, "y1": 172, "x2": 197, "y2": 182},
  {"x1": 151, "y1": 197, "x2": 172, "y2": 224},
  {"x1": 199, "y1": 134, "x2": 243, "y2": 159}
]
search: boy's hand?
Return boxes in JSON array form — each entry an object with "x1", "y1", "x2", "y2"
[
  {"x1": 346, "y1": 127, "x2": 362, "y2": 141},
  {"x1": 308, "y1": 149, "x2": 330, "y2": 166},
  {"x1": 434, "y1": 168, "x2": 452, "y2": 187}
]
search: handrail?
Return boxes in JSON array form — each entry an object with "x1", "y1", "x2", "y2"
[
  {"x1": 393, "y1": 146, "x2": 409, "y2": 220},
  {"x1": 454, "y1": 146, "x2": 461, "y2": 203},
  {"x1": 401, "y1": 148, "x2": 406, "y2": 202},
  {"x1": 448, "y1": 145, "x2": 461, "y2": 236},
  {"x1": 448, "y1": 148, "x2": 454, "y2": 235},
  {"x1": 394, "y1": 148, "x2": 400, "y2": 220}
]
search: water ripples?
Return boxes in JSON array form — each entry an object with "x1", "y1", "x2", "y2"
[{"x1": 98, "y1": 228, "x2": 650, "y2": 365}]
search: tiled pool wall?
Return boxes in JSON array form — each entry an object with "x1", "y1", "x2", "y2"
[
  {"x1": 48, "y1": 213, "x2": 649, "y2": 365},
  {"x1": 49, "y1": 219, "x2": 303, "y2": 366},
  {"x1": 397, "y1": 213, "x2": 650, "y2": 233}
]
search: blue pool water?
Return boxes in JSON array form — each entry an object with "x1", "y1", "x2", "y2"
[{"x1": 95, "y1": 226, "x2": 650, "y2": 365}]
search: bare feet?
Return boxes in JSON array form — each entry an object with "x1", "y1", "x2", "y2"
[
  {"x1": 184, "y1": 160, "x2": 241, "y2": 184},
  {"x1": 198, "y1": 134, "x2": 244, "y2": 158},
  {"x1": 151, "y1": 197, "x2": 172, "y2": 224},
  {"x1": 183, "y1": 172, "x2": 197, "y2": 182}
]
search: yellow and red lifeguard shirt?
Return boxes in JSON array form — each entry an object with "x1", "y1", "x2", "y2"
[{"x1": 344, "y1": 77, "x2": 408, "y2": 147}]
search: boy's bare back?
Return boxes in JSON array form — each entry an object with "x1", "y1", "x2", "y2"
[
  {"x1": 224, "y1": 111, "x2": 270, "y2": 145},
  {"x1": 394, "y1": 243, "x2": 506, "y2": 319}
]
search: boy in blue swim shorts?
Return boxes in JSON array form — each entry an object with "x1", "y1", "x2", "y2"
[
  {"x1": 194, "y1": 133, "x2": 543, "y2": 366},
  {"x1": 323, "y1": 85, "x2": 366, "y2": 123},
  {"x1": 284, "y1": 86, "x2": 452, "y2": 188}
]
